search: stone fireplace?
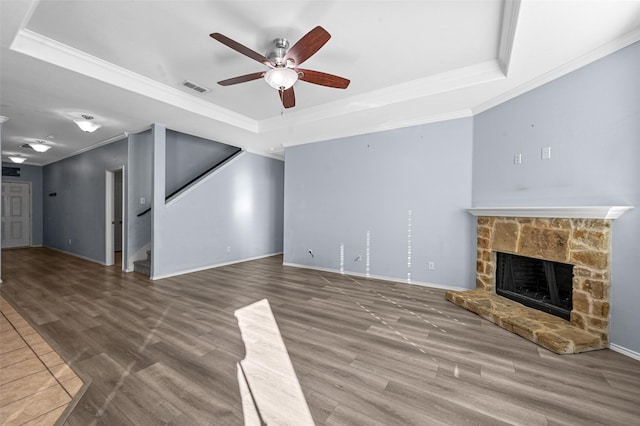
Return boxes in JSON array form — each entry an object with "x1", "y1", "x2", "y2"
[{"x1": 446, "y1": 206, "x2": 632, "y2": 354}]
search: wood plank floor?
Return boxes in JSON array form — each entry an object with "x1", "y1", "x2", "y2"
[{"x1": 1, "y1": 247, "x2": 639, "y2": 425}]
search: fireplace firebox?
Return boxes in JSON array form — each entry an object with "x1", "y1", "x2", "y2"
[{"x1": 496, "y1": 252, "x2": 573, "y2": 320}]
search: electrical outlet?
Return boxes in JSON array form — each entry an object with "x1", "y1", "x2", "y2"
[
  {"x1": 514, "y1": 153, "x2": 522, "y2": 165},
  {"x1": 428, "y1": 261, "x2": 435, "y2": 270},
  {"x1": 542, "y1": 146, "x2": 551, "y2": 160},
  {"x1": 140, "y1": 197, "x2": 146, "y2": 204},
  {"x1": 226, "y1": 246, "x2": 231, "y2": 253}
]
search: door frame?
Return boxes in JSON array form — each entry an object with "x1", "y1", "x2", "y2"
[
  {"x1": 1, "y1": 180, "x2": 32, "y2": 248},
  {"x1": 105, "y1": 167, "x2": 126, "y2": 269}
]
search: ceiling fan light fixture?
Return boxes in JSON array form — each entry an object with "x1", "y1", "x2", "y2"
[
  {"x1": 74, "y1": 115, "x2": 102, "y2": 133},
  {"x1": 9, "y1": 156, "x2": 26, "y2": 164},
  {"x1": 264, "y1": 67, "x2": 298, "y2": 91},
  {"x1": 28, "y1": 141, "x2": 52, "y2": 152}
]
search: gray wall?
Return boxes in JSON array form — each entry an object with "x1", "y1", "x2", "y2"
[
  {"x1": 165, "y1": 129, "x2": 239, "y2": 198},
  {"x1": 1, "y1": 162, "x2": 43, "y2": 246},
  {"x1": 473, "y1": 41, "x2": 640, "y2": 353},
  {"x1": 43, "y1": 139, "x2": 128, "y2": 263},
  {"x1": 151, "y1": 125, "x2": 284, "y2": 279},
  {"x1": 284, "y1": 118, "x2": 475, "y2": 288}
]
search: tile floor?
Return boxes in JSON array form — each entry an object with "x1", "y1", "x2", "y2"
[{"x1": 0, "y1": 296, "x2": 83, "y2": 425}]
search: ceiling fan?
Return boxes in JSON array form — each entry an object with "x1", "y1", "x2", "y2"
[{"x1": 210, "y1": 26, "x2": 350, "y2": 109}]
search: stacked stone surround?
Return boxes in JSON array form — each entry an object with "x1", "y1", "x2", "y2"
[{"x1": 446, "y1": 216, "x2": 612, "y2": 354}]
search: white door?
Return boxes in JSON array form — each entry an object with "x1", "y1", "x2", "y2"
[{"x1": 1, "y1": 181, "x2": 31, "y2": 248}]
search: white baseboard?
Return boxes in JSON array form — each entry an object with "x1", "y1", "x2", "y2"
[
  {"x1": 151, "y1": 252, "x2": 283, "y2": 280},
  {"x1": 282, "y1": 262, "x2": 469, "y2": 292},
  {"x1": 609, "y1": 343, "x2": 640, "y2": 361}
]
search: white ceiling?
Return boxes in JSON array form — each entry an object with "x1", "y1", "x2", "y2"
[{"x1": 1, "y1": 0, "x2": 640, "y2": 166}]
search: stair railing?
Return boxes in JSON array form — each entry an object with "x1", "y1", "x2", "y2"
[{"x1": 137, "y1": 147, "x2": 242, "y2": 217}]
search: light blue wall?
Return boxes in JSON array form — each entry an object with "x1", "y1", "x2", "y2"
[
  {"x1": 151, "y1": 125, "x2": 284, "y2": 279},
  {"x1": 473, "y1": 41, "x2": 640, "y2": 353},
  {"x1": 127, "y1": 127, "x2": 241, "y2": 268},
  {"x1": 1, "y1": 162, "x2": 43, "y2": 246},
  {"x1": 43, "y1": 139, "x2": 128, "y2": 263},
  {"x1": 284, "y1": 118, "x2": 475, "y2": 288}
]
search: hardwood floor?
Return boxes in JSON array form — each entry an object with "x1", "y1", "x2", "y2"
[{"x1": 1, "y1": 247, "x2": 639, "y2": 425}]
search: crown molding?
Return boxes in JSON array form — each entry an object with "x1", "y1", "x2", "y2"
[
  {"x1": 10, "y1": 29, "x2": 258, "y2": 133},
  {"x1": 261, "y1": 60, "x2": 503, "y2": 134},
  {"x1": 276, "y1": 109, "x2": 474, "y2": 151},
  {"x1": 473, "y1": 25, "x2": 640, "y2": 116},
  {"x1": 497, "y1": 0, "x2": 521, "y2": 76}
]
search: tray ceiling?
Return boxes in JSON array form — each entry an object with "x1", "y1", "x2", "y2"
[{"x1": 1, "y1": 0, "x2": 640, "y2": 165}]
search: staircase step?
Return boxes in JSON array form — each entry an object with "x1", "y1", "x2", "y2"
[{"x1": 134, "y1": 259, "x2": 150, "y2": 276}]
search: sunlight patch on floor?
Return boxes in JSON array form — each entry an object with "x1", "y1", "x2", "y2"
[{"x1": 235, "y1": 299, "x2": 314, "y2": 426}]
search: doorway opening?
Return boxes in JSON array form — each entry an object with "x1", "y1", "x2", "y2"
[{"x1": 105, "y1": 168, "x2": 125, "y2": 269}]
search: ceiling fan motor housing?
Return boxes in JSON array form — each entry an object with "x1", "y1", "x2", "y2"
[{"x1": 266, "y1": 38, "x2": 290, "y2": 65}]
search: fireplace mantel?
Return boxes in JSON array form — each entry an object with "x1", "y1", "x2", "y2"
[{"x1": 466, "y1": 206, "x2": 633, "y2": 220}]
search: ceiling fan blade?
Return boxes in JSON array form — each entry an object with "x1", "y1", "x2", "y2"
[
  {"x1": 285, "y1": 26, "x2": 330, "y2": 66},
  {"x1": 297, "y1": 69, "x2": 350, "y2": 89},
  {"x1": 210, "y1": 33, "x2": 275, "y2": 66},
  {"x1": 279, "y1": 87, "x2": 295, "y2": 109},
  {"x1": 217, "y1": 72, "x2": 265, "y2": 86}
]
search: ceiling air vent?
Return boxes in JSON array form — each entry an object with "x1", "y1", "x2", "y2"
[{"x1": 182, "y1": 80, "x2": 211, "y2": 94}]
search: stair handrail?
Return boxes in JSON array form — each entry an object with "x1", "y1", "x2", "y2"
[{"x1": 136, "y1": 147, "x2": 242, "y2": 217}]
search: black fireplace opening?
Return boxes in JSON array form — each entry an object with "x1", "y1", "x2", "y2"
[{"x1": 495, "y1": 252, "x2": 573, "y2": 321}]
